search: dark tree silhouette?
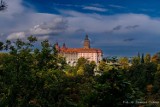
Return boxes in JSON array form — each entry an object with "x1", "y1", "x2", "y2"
[{"x1": 0, "y1": 0, "x2": 7, "y2": 11}]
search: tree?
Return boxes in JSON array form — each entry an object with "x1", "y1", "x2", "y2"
[
  {"x1": 77, "y1": 66, "x2": 84, "y2": 76},
  {"x1": 127, "y1": 63, "x2": 146, "y2": 92},
  {"x1": 0, "y1": 36, "x2": 69, "y2": 106},
  {"x1": 84, "y1": 61, "x2": 96, "y2": 76},
  {"x1": 144, "y1": 53, "x2": 151, "y2": 63},
  {"x1": 0, "y1": 0, "x2": 7, "y2": 11},
  {"x1": 141, "y1": 53, "x2": 144, "y2": 64},
  {"x1": 1, "y1": 36, "x2": 160, "y2": 106},
  {"x1": 132, "y1": 56, "x2": 140, "y2": 65},
  {"x1": 76, "y1": 57, "x2": 89, "y2": 69},
  {"x1": 118, "y1": 57, "x2": 129, "y2": 69},
  {"x1": 151, "y1": 53, "x2": 160, "y2": 64},
  {"x1": 0, "y1": 37, "x2": 38, "y2": 106},
  {"x1": 98, "y1": 60, "x2": 106, "y2": 71},
  {"x1": 93, "y1": 69, "x2": 138, "y2": 107},
  {"x1": 138, "y1": 52, "x2": 140, "y2": 59},
  {"x1": 110, "y1": 56, "x2": 118, "y2": 63},
  {"x1": 76, "y1": 57, "x2": 96, "y2": 76},
  {"x1": 153, "y1": 64, "x2": 160, "y2": 97}
]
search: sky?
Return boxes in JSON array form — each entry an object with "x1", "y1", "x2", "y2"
[{"x1": 1, "y1": 0, "x2": 160, "y2": 57}]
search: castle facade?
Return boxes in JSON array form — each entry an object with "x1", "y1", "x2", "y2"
[{"x1": 55, "y1": 35, "x2": 103, "y2": 66}]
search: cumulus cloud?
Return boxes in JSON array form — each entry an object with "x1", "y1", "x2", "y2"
[
  {"x1": 3, "y1": 4, "x2": 160, "y2": 43},
  {"x1": 61, "y1": 11, "x2": 160, "y2": 35},
  {"x1": 0, "y1": 0, "x2": 36, "y2": 34},
  {"x1": 0, "y1": 0, "x2": 68, "y2": 38},
  {"x1": 37, "y1": 36, "x2": 50, "y2": 41},
  {"x1": 7, "y1": 32, "x2": 25, "y2": 40},
  {"x1": 29, "y1": 17, "x2": 67, "y2": 36},
  {"x1": 2, "y1": 0, "x2": 160, "y2": 56},
  {"x1": 0, "y1": 0, "x2": 25, "y2": 18}
]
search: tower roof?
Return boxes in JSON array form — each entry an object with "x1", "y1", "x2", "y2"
[
  {"x1": 85, "y1": 34, "x2": 89, "y2": 40},
  {"x1": 62, "y1": 43, "x2": 67, "y2": 49},
  {"x1": 55, "y1": 42, "x2": 58, "y2": 45}
]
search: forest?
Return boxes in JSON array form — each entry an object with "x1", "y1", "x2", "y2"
[{"x1": 0, "y1": 36, "x2": 160, "y2": 107}]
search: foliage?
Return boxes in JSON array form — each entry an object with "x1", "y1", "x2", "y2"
[
  {"x1": 1, "y1": 37, "x2": 160, "y2": 106},
  {"x1": 98, "y1": 60, "x2": 106, "y2": 71},
  {"x1": 151, "y1": 53, "x2": 160, "y2": 64},
  {"x1": 132, "y1": 56, "x2": 140, "y2": 65},
  {"x1": 76, "y1": 57, "x2": 96, "y2": 76},
  {"x1": 144, "y1": 53, "x2": 151, "y2": 63},
  {"x1": 93, "y1": 68, "x2": 138, "y2": 107},
  {"x1": 141, "y1": 53, "x2": 144, "y2": 64},
  {"x1": 0, "y1": 0, "x2": 7, "y2": 11},
  {"x1": 118, "y1": 57, "x2": 129, "y2": 70},
  {"x1": 77, "y1": 66, "x2": 84, "y2": 75}
]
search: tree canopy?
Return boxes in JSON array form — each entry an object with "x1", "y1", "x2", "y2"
[
  {"x1": 0, "y1": 0, "x2": 7, "y2": 11},
  {"x1": 0, "y1": 36, "x2": 160, "y2": 106}
]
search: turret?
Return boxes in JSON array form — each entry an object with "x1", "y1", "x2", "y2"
[
  {"x1": 83, "y1": 34, "x2": 90, "y2": 49},
  {"x1": 55, "y1": 42, "x2": 60, "y2": 51},
  {"x1": 62, "y1": 43, "x2": 67, "y2": 49}
]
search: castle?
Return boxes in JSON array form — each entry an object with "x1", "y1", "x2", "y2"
[{"x1": 55, "y1": 35, "x2": 103, "y2": 66}]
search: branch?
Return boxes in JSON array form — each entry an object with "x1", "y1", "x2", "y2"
[{"x1": 0, "y1": 0, "x2": 7, "y2": 11}]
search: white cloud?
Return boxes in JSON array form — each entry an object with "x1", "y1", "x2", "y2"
[
  {"x1": 30, "y1": 17, "x2": 67, "y2": 35},
  {"x1": 2, "y1": 0, "x2": 160, "y2": 52},
  {"x1": 0, "y1": 0, "x2": 36, "y2": 33},
  {"x1": 3, "y1": 1, "x2": 160, "y2": 41},
  {"x1": 83, "y1": 6, "x2": 107, "y2": 12},
  {"x1": 61, "y1": 11, "x2": 160, "y2": 35},
  {"x1": 109, "y1": 4, "x2": 126, "y2": 9},
  {"x1": 3, "y1": 0, "x2": 160, "y2": 39},
  {"x1": 2, "y1": 1, "x2": 160, "y2": 56},
  {"x1": 0, "y1": 0, "x2": 25, "y2": 18},
  {"x1": 37, "y1": 36, "x2": 50, "y2": 41},
  {"x1": 7, "y1": 32, "x2": 25, "y2": 40}
]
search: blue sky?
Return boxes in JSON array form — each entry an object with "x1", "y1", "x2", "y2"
[{"x1": 1, "y1": 0, "x2": 160, "y2": 57}]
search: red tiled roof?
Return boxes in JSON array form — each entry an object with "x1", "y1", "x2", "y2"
[{"x1": 60, "y1": 48, "x2": 102, "y2": 53}]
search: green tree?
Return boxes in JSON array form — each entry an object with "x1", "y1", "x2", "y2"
[
  {"x1": 132, "y1": 56, "x2": 140, "y2": 65},
  {"x1": 138, "y1": 52, "x2": 140, "y2": 59},
  {"x1": 153, "y1": 64, "x2": 160, "y2": 98},
  {"x1": 144, "y1": 53, "x2": 151, "y2": 63},
  {"x1": 0, "y1": 36, "x2": 69, "y2": 106},
  {"x1": 151, "y1": 53, "x2": 160, "y2": 64},
  {"x1": 76, "y1": 57, "x2": 89, "y2": 68},
  {"x1": 77, "y1": 66, "x2": 84, "y2": 76},
  {"x1": 118, "y1": 57, "x2": 129, "y2": 69},
  {"x1": 0, "y1": 0, "x2": 7, "y2": 11},
  {"x1": 76, "y1": 57, "x2": 96, "y2": 76},
  {"x1": 141, "y1": 53, "x2": 144, "y2": 63},
  {"x1": 93, "y1": 69, "x2": 138, "y2": 107},
  {"x1": 0, "y1": 37, "x2": 37, "y2": 106},
  {"x1": 98, "y1": 60, "x2": 106, "y2": 71}
]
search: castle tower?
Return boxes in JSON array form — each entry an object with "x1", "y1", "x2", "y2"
[
  {"x1": 55, "y1": 42, "x2": 59, "y2": 49},
  {"x1": 55, "y1": 42, "x2": 60, "y2": 51},
  {"x1": 83, "y1": 34, "x2": 90, "y2": 49},
  {"x1": 62, "y1": 43, "x2": 67, "y2": 49}
]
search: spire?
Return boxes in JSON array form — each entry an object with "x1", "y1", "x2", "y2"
[
  {"x1": 85, "y1": 34, "x2": 89, "y2": 40},
  {"x1": 55, "y1": 42, "x2": 58, "y2": 45},
  {"x1": 62, "y1": 43, "x2": 66, "y2": 49},
  {"x1": 55, "y1": 42, "x2": 59, "y2": 51}
]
